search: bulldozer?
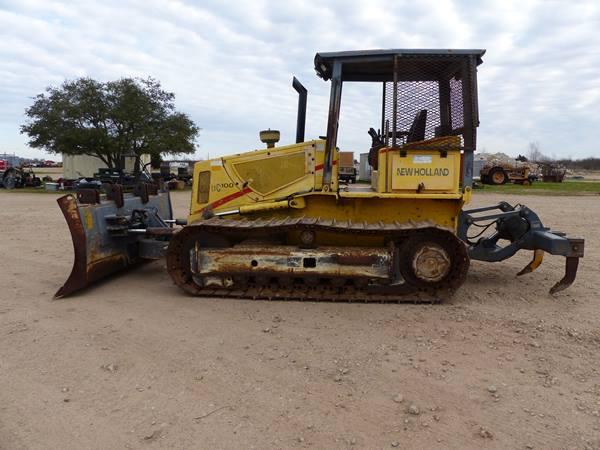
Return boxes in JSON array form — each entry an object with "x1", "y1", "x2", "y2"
[{"x1": 55, "y1": 49, "x2": 584, "y2": 301}]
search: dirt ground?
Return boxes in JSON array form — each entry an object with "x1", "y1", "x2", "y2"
[{"x1": 1, "y1": 190, "x2": 599, "y2": 450}]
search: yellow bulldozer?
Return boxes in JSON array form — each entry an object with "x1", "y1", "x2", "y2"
[{"x1": 55, "y1": 49, "x2": 584, "y2": 301}]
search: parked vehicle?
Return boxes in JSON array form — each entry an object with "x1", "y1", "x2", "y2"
[
  {"x1": 338, "y1": 151, "x2": 356, "y2": 183},
  {"x1": 480, "y1": 161, "x2": 536, "y2": 185},
  {"x1": 540, "y1": 163, "x2": 567, "y2": 183},
  {"x1": 1, "y1": 167, "x2": 42, "y2": 189}
]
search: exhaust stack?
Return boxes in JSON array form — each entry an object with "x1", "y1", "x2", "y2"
[{"x1": 292, "y1": 77, "x2": 307, "y2": 143}]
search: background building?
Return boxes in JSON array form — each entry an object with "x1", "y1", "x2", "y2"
[{"x1": 62, "y1": 154, "x2": 150, "y2": 179}]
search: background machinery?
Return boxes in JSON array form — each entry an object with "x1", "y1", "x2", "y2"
[
  {"x1": 480, "y1": 160, "x2": 536, "y2": 185},
  {"x1": 1, "y1": 166, "x2": 42, "y2": 189},
  {"x1": 540, "y1": 163, "x2": 567, "y2": 183},
  {"x1": 55, "y1": 49, "x2": 584, "y2": 301}
]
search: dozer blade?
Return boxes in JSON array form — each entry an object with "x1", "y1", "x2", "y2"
[
  {"x1": 55, "y1": 188, "x2": 172, "y2": 298},
  {"x1": 517, "y1": 249, "x2": 544, "y2": 276},
  {"x1": 549, "y1": 256, "x2": 579, "y2": 295}
]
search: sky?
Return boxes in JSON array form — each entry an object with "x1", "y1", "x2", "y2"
[{"x1": 1, "y1": 0, "x2": 599, "y2": 161}]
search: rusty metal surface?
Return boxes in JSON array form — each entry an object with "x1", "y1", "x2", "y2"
[
  {"x1": 105, "y1": 184, "x2": 124, "y2": 208},
  {"x1": 144, "y1": 227, "x2": 177, "y2": 236},
  {"x1": 335, "y1": 253, "x2": 381, "y2": 266},
  {"x1": 411, "y1": 244, "x2": 451, "y2": 282},
  {"x1": 55, "y1": 190, "x2": 173, "y2": 298},
  {"x1": 195, "y1": 215, "x2": 448, "y2": 234},
  {"x1": 397, "y1": 229, "x2": 468, "y2": 292},
  {"x1": 193, "y1": 245, "x2": 391, "y2": 280},
  {"x1": 133, "y1": 183, "x2": 150, "y2": 204},
  {"x1": 166, "y1": 216, "x2": 469, "y2": 303},
  {"x1": 55, "y1": 194, "x2": 91, "y2": 298},
  {"x1": 549, "y1": 257, "x2": 580, "y2": 295},
  {"x1": 55, "y1": 194, "x2": 136, "y2": 298},
  {"x1": 517, "y1": 249, "x2": 544, "y2": 276},
  {"x1": 171, "y1": 284, "x2": 445, "y2": 303},
  {"x1": 76, "y1": 189, "x2": 100, "y2": 205}
]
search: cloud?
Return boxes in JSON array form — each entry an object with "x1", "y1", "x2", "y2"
[{"x1": 0, "y1": 0, "x2": 598, "y2": 159}]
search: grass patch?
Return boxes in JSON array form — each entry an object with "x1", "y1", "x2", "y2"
[{"x1": 477, "y1": 180, "x2": 600, "y2": 196}]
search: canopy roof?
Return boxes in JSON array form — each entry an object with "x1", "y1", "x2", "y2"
[{"x1": 314, "y1": 49, "x2": 485, "y2": 82}]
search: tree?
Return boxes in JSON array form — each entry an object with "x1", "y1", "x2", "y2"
[
  {"x1": 21, "y1": 77, "x2": 199, "y2": 173},
  {"x1": 527, "y1": 141, "x2": 546, "y2": 162},
  {"x1": 150, "y1": 152, "x2": 162, "y2": 170}
]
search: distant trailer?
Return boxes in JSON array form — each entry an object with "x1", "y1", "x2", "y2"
[
  {"x1": 62, "y1": 154, "x2": 150, "y2": 179},
  {"x1": 359, "y1": 153, "x2": 371, "y2": 181},
  {"x1": 473, "y1": 157, "x2": 486, "y2": 181}
]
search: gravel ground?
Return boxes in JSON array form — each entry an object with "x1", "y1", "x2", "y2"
[{"x1": 1, "y1": 190, "x2": 598, "y2": 450}]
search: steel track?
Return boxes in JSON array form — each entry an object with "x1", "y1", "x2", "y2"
[{"x1": 166, "y1": 216, "x2": 469, "y2": 303}]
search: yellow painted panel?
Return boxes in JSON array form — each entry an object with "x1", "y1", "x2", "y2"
[
  {"x1": 233, "y1": 151, "x2": 306, "y2": 195},
  {"x1": 188, "y1": 142, "x2": 322, "y2": 222},
  {"x1": 339, "y1": 191, "x2": 462, "y2": 199},
  {"x1": 84, "y1": 209, "x2": 94, "y2": 230},
  {"x1": 390, "y1": 151, "x2": 459, "y2": 192},
  {"x1": 197, "y1": 171, "x2": 210, "y2": 203},
  {"x1": 267, "y1": 195, "x2": 463, "y2": 232},
  {"x1": 186, "y1": 137, "x2": 465, "y2": 234}
]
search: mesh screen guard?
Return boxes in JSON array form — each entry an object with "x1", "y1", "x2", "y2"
[
  {"x1": 314, "y1": 49, "x2": 483, "y2": 186},
  {"x1": 381, "y1": 57, "x2": 473, "y2": 151}
]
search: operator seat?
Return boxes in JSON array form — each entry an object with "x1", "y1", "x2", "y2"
[
  {"x1": 406, "y1": 109, "x2": 427, "y2": 143},
  {"x1": 368, "y1": 109, "x2": 428, "y2": 170}
]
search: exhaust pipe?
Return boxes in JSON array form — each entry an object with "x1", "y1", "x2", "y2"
[{"x1": 292, "y1": 77, "x2": 307, "y2": 143}]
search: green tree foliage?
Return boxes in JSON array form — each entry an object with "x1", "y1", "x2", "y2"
[{"x1": 21, "y1": 77, "x2": 199, "y2": 172}]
